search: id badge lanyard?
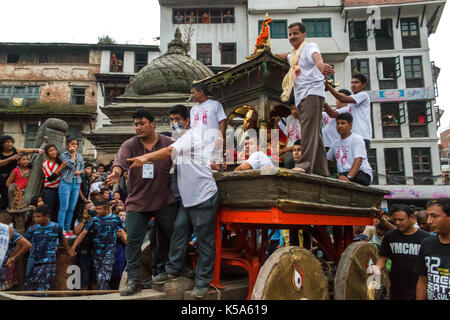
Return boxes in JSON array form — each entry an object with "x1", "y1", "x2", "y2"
[{"x1": 142, "y1": 142, "x2": 156, "y2": 179}]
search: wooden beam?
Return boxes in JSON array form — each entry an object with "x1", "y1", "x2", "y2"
[
  {"x1": 396, "y1": 7, "x2": 402, "y2": 29},
  {"x1": 421, "y1": 5, "x2": 427, "y2": 27}
]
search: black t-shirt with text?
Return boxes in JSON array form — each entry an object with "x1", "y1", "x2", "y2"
[
  {"x1": 379, "y1": 228, "x2": 430, "y2": 300},
  {"x1": 417, "y1": 235, "x2": 450, "y2": 300}
]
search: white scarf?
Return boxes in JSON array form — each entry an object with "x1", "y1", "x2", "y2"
[{"x1": 281, "y1": 41, "x2": 307, "y2": 103}]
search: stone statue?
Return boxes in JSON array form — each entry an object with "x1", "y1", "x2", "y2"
[{"x1": 23, "y1": 118, "x2": 69, "y2": 205}]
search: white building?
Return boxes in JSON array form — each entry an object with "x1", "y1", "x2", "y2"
[
  {"x1": 159, "y1": 0, "x2": 449, "y2": 206},
  {"x1": 95, "y1": 45, "x2": 160, "y2": 128}
]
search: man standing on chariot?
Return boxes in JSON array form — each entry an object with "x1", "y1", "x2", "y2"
[{"x1": 277, "y1": 22, "x2": 334, "y2": 176}]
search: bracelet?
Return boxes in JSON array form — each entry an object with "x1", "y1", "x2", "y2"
[{"x1": 10, "y1": 257, "x2": 16, "y2": 262}]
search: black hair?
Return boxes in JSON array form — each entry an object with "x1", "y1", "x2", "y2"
[
  {"x1": 85, "y1": 163, "x2": 94, "y2": 169},
  {"x1": 36, "y1": 205, "x2": 51, "y2": 216},
  {"x1": 169, "y1": 104, "x2": 190, "y2": 120},
  {"x1": 336, "y1": 112, "x2": 353, "y2": 124},
  {"x1": 190, "y1": 82, "x2": 209, "y2": 96},
  {"x1": 100, "y1": 188, "x2": 110, "y2": 194},
  {"x1": 132, "y1": 108, "x2": 155, "y2": 123},
  {"x1": 338, "y1": 89, "x2": 352, "y2": 96},
  {"x1": 30, "y1": 195, "x2": 43, "y2": 207},
  {"x1": 390, "y1": 203, "x2": 414, "y2": 217},
  {"x1": 352, "y1": 73, "x2": 368, "y2": 84},
  {"x1": 66, "y1": 137, "x2": 78, "y2": 146},
  {"x1": 426, "y1": 199, "x2": 450, "y2": 217},
  {"x1": 376, "y1": 223, "x2": 387, "y2": 232},
  {"x1": 288, "y1": 22, "x2": 306, "y2": 33},
  {"x1": 95, "y1": 198, "x2": 110, "y2": 209},
  {"x1": 44, "y1": 144, "x2": 63, "y2": 165},
  {"x1": 0, "y1": 135, "x2": 15, "y2": 152},
  {"x1": 0, "y1": 211, "x2": 12, "y2": 224},
  {"x1": 293, "y1": 139, "x2": 302, "y2": 147}
]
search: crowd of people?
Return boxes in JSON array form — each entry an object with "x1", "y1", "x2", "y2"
[{"x1": 0, "y1": 22, "x2": 448, "y2": 300}]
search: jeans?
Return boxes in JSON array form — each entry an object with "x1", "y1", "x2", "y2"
[
  {"x1": 125, "y1": 201, "x2": 179, "y2": 282},
  {"x1": 43, "y1": 187, "x2": 59, "y2": 222},
  {"x1": 166, "y1": 191, "x2": 220, "y2": 288},
  {"x1": 58, "y1": 180, "x2": 80, "y2": 231}
]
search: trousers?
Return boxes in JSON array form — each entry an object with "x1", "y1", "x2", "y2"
[
  {"x1": 166, "y1": 192, "x2": 220, "y2": 288},
  {"x1": 297, "y1": 95, "x2": 329, "y2": 176}
]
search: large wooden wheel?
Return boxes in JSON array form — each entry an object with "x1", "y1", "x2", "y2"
[
  {"x1": 251, "y1": 246, "x2": 329, "y2": 300},
  {"x1": 334, "y1": 242, "x2": 390, "y2": 300}
]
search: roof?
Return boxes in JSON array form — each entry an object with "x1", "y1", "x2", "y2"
[
  {"x1": 0, "y1": 103, "x2": 97, "y2": 117},
  {"x1": 0, "y1": 42, "x2": 159, "y2": 51},
  {"x1": 159, "y1": 0, "x2": 247, "y2": 5},
  {"x1": 343, "y1": 0, "x2": 441, "y2": 6}
]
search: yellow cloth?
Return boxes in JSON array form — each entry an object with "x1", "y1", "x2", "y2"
[
  {"x1": 12, "y1": 98, "x2": 23, "y2": 107},
  {"x1": 280, "y1": 41, "x2": 307, "y2": 103}
]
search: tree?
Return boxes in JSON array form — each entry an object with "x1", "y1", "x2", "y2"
[
  {"x1": 182, "y1": 23, "x2": 194, "y2": 54},
  {"x1": 97, "y1": 35, "x2": 116, "y2": 45}
]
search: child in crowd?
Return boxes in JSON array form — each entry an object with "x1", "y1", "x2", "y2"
[
  {"x1": 0, "y1": 212, "x2": 31, "y2": 291},
  {"x1": 291, "y1": 139, "x2": 305, "y2": 173},
  {"x1": 30, "y1": 196, "x2": 45, "y2": 209},
  {"x1": 73, "y1": 201, "x2": 96, "y2": 290},
  {"x1": 42, "y1": 144, "x2": 65, "y2": 221},
  {"x1": 101, "y1": 188, "x2": 112, "y2": 201},
  {"x1": 69, "y1": 199, "x2": 126, "y2": 290},
  {"x1": 6, "y1": 154, "x2": 30, "y2": 208},
  {"x1": 110, "y1": 192, "x2": 124, "y2": 208},
  {"x1": 24, "y1": 205, "x2": 70, "y2": 293},
  {"x1": 326, "y1": 113, "x2": 373, "y2": 186}
]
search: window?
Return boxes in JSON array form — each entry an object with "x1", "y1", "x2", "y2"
[
  {"x1": 368, "y1": 149, "x2": 378, "y2": 185},
  {"x1": 377, "y1": 57, "x2": 401, "y2": 89},
  {"x1": 408, "y1": 101, "x2": 429, "y2": 137},
  {"x1": 381, "y1": 103, "x2": 402, "y2": 138},
  {"x1": 384, "y1": 148, "x2": 405, "y2": 185},
  {"x1": 172, "y1": 8, "x2": 234, "y2": 24},
  {"x1": 0, "y1": 85, "x2": 40, "y2": 107},
  {"x1": 302, "y1": 19, "x2": 331, "y2": 37},
  {"x1": 135, "y1": 53, "x2": 148, "y2": 73},
  {"x1": 351, "y1": 59, "x2": 371, "y2": 90},
  {"x1": 258, "y1": 20, "x2": 288, "y2": 39},
  {"x1": 197, "y1": 44, "x2": 212, "y2": 65},
  {"x1": 71, "y1": 87, "x2": 86, "y2": 105},
  {"x1": 110, "y1": 52, "x2": 123, "y2": 72},
  {"x1": 7, "y1": 54, "x2": 19, "y2": 63},
  {"x1": 220, "y1": 43, "x2": 236, "y2": 65},
  {"x1": 401, "y1": 18, "x2": 420, "y2": 48},
  {"x1": 349, "y1": 21, "x2": 368, "y2": 51},
  {"x1": 404, "y1": 56, "x2": 424, "y2": 88},
  {"x1": 375, "y1": 19, "x2": 394, "y2": 50},
  {"x1": 412, "y1": 148, "x2": 433, "y2": 185},
  {"x1": 24, "y1": 123, "x2": 38, "y2": 148}
]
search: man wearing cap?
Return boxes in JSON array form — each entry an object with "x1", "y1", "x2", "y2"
[{"x1": 106, "y1": 108, "x2": 178, "y2": 296}]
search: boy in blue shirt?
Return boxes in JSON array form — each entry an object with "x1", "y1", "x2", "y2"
[
  {"x1": 69, "y1": 199, "x2": 126, "y2": 290},
  {"x1": 24, "y1": 205, "x2": 70, "y2": 293}
]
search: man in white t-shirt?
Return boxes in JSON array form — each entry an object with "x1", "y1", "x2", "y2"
[
  {"x1": 235, "y1": 135, "x2": 273, "y2": 171},
  {"x1": 127, "y1": 104, "x2": 219, "y2": 299},
  {"x1": 325, "y1": 74, "x2": 372, "y2": 154},
  {"x1": 326, "y1": 112, "x2": 372, "y2": 186},
  {"x1": 321, "y1": 89, "x2": 352, "y2": 149},
  {"x1": 276, "y1": 22, "x2": 334, "y2": 176},
  {"x1": 190, "y1": 82, "x2": 227, "y2": 165}
]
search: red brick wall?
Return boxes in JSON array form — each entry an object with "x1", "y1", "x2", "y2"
[{"x1": 343, "y1": 0, "x2": 426, "y2": 6}]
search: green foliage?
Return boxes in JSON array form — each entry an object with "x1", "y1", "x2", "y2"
[{"x1": 97, "y1": 35, "x2": 116, "y2": 45}]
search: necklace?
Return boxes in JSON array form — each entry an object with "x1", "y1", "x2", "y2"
[{"x1": 19, "y1": 167, "x2": 29, "y2": 178}]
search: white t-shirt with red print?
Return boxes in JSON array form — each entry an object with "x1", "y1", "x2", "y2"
[
  {"x1": 326, "y1": 133, "x2": 372, "y2": 180},
  {"x1": 190, "y1": 99, "x2": 227, "y2": 155},
  {"x1": 336, "y1": 91, "x2": 372, "y2": 140},
  {"x1": 286, "y1": 115, "x2": 301, "y2": 147},
  {"x1": 321, "y1": 106, "x2": 350, "y2": 148}
]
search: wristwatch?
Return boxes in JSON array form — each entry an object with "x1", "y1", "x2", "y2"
[{"x1": 346, "y1": 174, "x2": 353, "y2": 179}]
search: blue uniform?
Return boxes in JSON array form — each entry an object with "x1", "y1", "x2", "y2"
[
  {"x1": 24, "y1": 222, "x2": 64, "y2": 292},
  {"x1": 84, "y1": 214, "x2": 124, "y2": 290}
]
